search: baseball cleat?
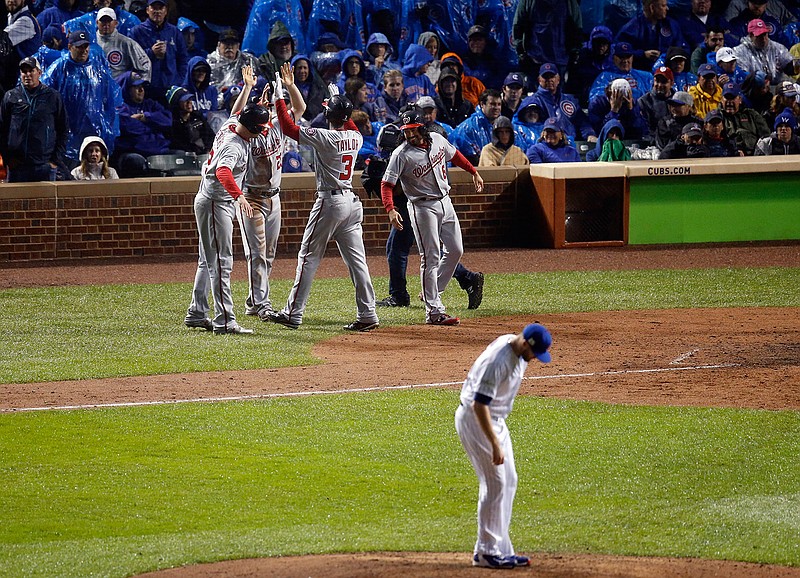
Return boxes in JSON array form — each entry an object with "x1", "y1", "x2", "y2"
[
  {"x1": 376, "y1": 295, "x2": 410, "y2": 307},
  {"x1": 244, "y1": 307, "x2": 259, "y2": 316},
  {"x1": 343, "y1": 320, "x2": 379, "y2": 332},
  {"x1": 472, "y1": 554, "x2": 516, "y2": 569},
  {"x1": 213, "y1": 324, "x2": 254, "y2": 335},
  {"x1": 263, "y1": 310, "x2": 300, "y2": 329},
  {"x1": 466, "y1": 272, "x2": 485, "y2": 310},
  {"x1": 427, "y1": 313, "x2": 460, "y2": 326},
  {"x1": 513, "y1": 555, "x2": 530, "y2": 567},
  {"x1": 255, "y1": 306, "x2": 275, "y2": 321},
  {"x1": 185, "y1": 318, "x2": 213, "y2": 331}
]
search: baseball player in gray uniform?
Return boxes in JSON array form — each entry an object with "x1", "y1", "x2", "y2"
[
  {"x1": 262, "y1": 66, "x2": 379, "y2": 331},
  {"x1": 232, "y1": 65, "x2": 306, "y2": 317},
  {"x1": 455, "y1": 323, "x2": 552, "y2": 569},
  {"x1": 184, "y1": 102, "x2": 271, "y2": 334},
  {"x1": 380, "y1": 109, "x2": 485, "y2": 326}
]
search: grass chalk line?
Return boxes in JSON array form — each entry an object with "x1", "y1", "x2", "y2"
[{"x1": 3, "y1": 363, "x2": 739, "y2": 413}]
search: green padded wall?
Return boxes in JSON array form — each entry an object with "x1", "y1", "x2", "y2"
[{"x1": 628, "y1": 173, "x2": 800, "y2": 245}]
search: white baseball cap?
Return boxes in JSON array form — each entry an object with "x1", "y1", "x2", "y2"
[
  {"x1": 716, "y1": 47, "x2": 736, "y2": 64},
  {"x1": 97, "y1": 7, "x2": 117, "y2": 20}
]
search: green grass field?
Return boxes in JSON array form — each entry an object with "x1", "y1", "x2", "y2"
[{"x1": 1, "y1": 267, "x2": 798, "y2": 577}]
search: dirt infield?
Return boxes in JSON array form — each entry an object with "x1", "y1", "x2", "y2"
[{"x1": 4, "y1": 243, "x2": 800, "y2": 578}]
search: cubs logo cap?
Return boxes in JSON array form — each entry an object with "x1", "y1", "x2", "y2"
[
  {"x1": 68, "y1": 30, "x2": 90, "y2": 46},
  {"x1": 523, "y1": 323, "x2": 552, "y2": 363},
  {"x1": 722, "y1": 82, "x2": 740, "y2": 98},
  {"x1": 698, "y1": 63, "x2": 717, "y2": 77},
  {"x1": 747, "y1": 18, "x2": 768, "y2": 35},
  {"x1": 542, "y1": 117, "x2": 562, "y2": 132},
  {"x1": 613, "y1": 42, "x2": 634, "y2": 57},
  {"x1": 503, "y1": 72, "x2": 524, "y2": 87},
  {"x1": 538, "y1": 63, "x2": 558, "y2": 77}
]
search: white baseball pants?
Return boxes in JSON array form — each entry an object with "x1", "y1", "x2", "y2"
[{"x1": 455, "y1": 402, "x2": 518, "y2": 558}]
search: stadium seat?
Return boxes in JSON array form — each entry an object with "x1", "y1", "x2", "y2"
[
  {"x1": 145, "y1": 153, "x2": 201, "y2": 177},
  {"x1": 574, "y1": 140, "x2": 592, "y2": 161}
]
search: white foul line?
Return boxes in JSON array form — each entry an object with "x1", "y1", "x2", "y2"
[{"x1": 3, "y1": 363, "x2": 739, "y2": 413}]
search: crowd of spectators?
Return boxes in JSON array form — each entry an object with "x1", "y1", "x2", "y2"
[{"x1": 2, "y1": 0, "x2": 800, "y2": 180}]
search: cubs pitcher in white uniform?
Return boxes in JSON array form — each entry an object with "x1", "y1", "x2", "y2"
[
  {"x1": 232, "y1": 65, "x2": 306, "y2": 317},
  {"x1": 455, "y1": 323, "x2": 552, "y2": 569},
  {"x1": 380, "y1": 109, "x2": 484, "y2": 326},
  {"x1": 263, "y1": 65, "x2": 379, "y2": 331},
  {"x1": 184, "y1": 103, "x2": 271, "y2": 334}
]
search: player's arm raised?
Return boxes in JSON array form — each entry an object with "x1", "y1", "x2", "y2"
[
  {"x1": 280, "y1": 62, "x2": 306, "y2": 121},
  {"x1": 231, "y1": 65, "x2": 256, "y2": 115},
  {"x1": 273, "y1": 73, "x2": 301, "y2": 142}
]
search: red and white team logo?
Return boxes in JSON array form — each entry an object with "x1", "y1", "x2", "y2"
[
  {"x1": 107, "y1": 50, "x2": 123, "y2": 67},
  {"x1": 561, "y1": 101, "x2": 576, "y2": 117}
]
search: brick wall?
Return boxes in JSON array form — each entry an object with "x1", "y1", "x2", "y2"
[{"x1": 0, "y1": 167, "x2": 533, "y2": 264}]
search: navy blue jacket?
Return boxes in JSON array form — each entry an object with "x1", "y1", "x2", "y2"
[
  {"x1": 131, "y1": 18, "x2": 188, "y2": 94},
  {"x1": 530, "y1": 86, "x2": 596, "y2": 140},
  {"x1": 526, "y1": 139, "x2": 582, "y2": 163},
  {"x1": 616, "y1": 15, "x2": 688, "y2": 62},
  {"x1": 115, "y1": 71, "x2": 172, "y2": 156},
  {"x1": 0, "y1": 82, "x2": 68, "y2": 166}
]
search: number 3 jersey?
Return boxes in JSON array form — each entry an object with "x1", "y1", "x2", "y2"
[
  {"x1": 382, "y1": 132, "x2": 457, "y2": 203},
  {"x1": 299, "y1": 125, "x2": 363, "y2": 191}
]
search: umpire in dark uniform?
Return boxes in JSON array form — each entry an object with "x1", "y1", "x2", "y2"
[{"x1": 0, "y1": 56, "x2": 69, "y2": 182}]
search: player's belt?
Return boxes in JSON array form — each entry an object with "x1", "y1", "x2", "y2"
[
  {"x1": 245, "y1": 186, "x2": 280, "y2": 198},
  {"x1": 458, "y1": 400, "x2": 501, "y2": 421},
  {"x1": 317, "y1": 189, "x2": 351, "y2": 197}
]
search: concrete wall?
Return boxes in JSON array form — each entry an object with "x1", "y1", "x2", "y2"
[{"x1": 0, "y1": 167, "x2": 533, "y2": 264}]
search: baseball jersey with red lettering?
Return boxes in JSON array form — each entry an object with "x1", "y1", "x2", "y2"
[
  {"x1": 244, "y1": 112, "x2": 288, "y2": 191},
  {"x1": 299, "y1": 126, "x2": 363, "y2": 191},
  {"x1": 199, "y1": 114, "x2": 251, "y2": 201},
  {"x1": 382, "y1": 132, "x2": 456, "y2": 203}
]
